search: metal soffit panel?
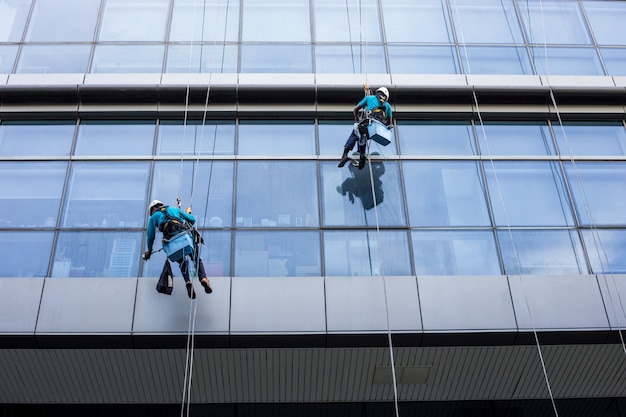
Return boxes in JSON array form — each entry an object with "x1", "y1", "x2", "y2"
[{"x1": 1, "y1": 345, "x2": 625, "y2": 404}]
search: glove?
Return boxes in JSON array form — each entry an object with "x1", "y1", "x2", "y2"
[{"x1": 143, "y1": 250, "x2": 151, "y2": 260}]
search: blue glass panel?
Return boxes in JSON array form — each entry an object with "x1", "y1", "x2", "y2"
[
  {"x1": 403, "y1": 161, "x2": 490, "y2": 227},
  {"x1": 236, "y1": 161, "x2": 319, "y2": 228},
  {"x1": 165, "y1": 44, "x2": 238, "y2": 73},
  {"x1": 151, "y1": 161, "x2": 234, "y2": 228},
  {"x1": 498, "y1": 229, "x2": 587, "y2": 275},
  {"x1": 0, "y1": 162, "x2": 67, "y2": 228},
  {"x1": 157, "y1": 121, "x2": 235, "y2": 155},
  {"x1": 0, "y1": 231, "x2": 53, "y2": 277},
  {"x1": 91, "y1": 45, "x2": 165, "y2": 73},
  {"x1": 0, "y1": 121, "x2": 74, "y2": 156},
  {"x1": 0, "y1": 45, "x2": 18, "y2": 73},
  {"x1": 583, "y1": 229, "x2": 626, "y2": 274},
  {"x1": 75, "y1": 121, "x2": 155, "y2": 155},
  {"x1": 485, "y1": 161, "x2": 574, "y2": 227},
  {"x1": 0, "y1": 0, "x2": 31, "y2": 42},
  {"x1": 315, "y1": 0, "x2": 381, "y2": 42},
  {"x1": 99, "y1": 0, "x2": 169, "y2": 41},
  {"x1": 170, "y1": 0, "x2": 240, "y2": 42},
  {"x1": 238, "y1": 122, "x2": 315, "y2": 156},
  {"x1": 322, "y1": 161, "x2": 406, "y2": 227},
  {"x1": 324, "y1": 230, "x2": 411, "y2": 276},
  {"x1": 381, "y1": 0, "x2": 452, "y2": 42},
  {"x1": 387, "y1": 46, "x2": 459, "y2": 74},
  {"x1": 411, "y1": 230, "x2": 500, "y2": 275},
  {"x1": 234, "y1": 230, "x2": 320, "y2": 277},
  {"x1": 459, "y1": 46, "x2": 533, "y2": 75},
  {"x1": 563, "y1": 162, "x2": 626, "y2": 226},
  {"x1": 531, "y1": 47, "x2": 604, "y2": 76},
  {"x1": 397, "y1": 121, "x2": 476, "y2": 155},
  {"x1": 477, "y1": 122, "x2": 555, "y2": 155},
  {"x1": 519, "y1": 1, "x2": 592, "y2": 45},
  {"x1": 600, "y1": 48, "x2": 626, "y2": 76},
  {"x1": 449, "y1": 0, "x2": 523, "y2": 44},
  {"x1": 319, "y1": 121, "x2": 398, "y2": 156},
  {"x1": 16, "y1": 44, "x2": 91, "y2": 74},
  {"x1": 25, "y1": 0, "x2": 99, "y2": 42},
  {"x1": 240, "y1": 44, "x2": 312, "y2": 73},
  {"x1": 553, "y1": 122, "x2": 626, "y2": 156},
  {"x1": 62, "y1": 162, "x2": 150, "y2": 229},
  {"x1": 243, "y1": 0, "x2": 310, "y2": 42},
  {"x1": 583, "y1": 1, "x2": 626, "y2": 46},
  {"x1": 53, "y1": 231, "x2": 143, "y2": 277},
  {"x1": 315, "y1": 45, "x2": 386, "y2": 74}
]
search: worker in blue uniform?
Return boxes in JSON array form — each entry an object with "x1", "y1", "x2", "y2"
[
  {"x1": 338, "y1": 86, "x2": 393, "y2": 169},
  {"x1": 143, "y1": 199, "x2": 212, "y2": 298}
]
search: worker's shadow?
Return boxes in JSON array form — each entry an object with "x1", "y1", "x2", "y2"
[{"x1": 336, "y1": 153, "x2": 385, "y2": 210}]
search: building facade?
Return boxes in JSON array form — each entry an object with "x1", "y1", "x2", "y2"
[{"x1": 1, "y1": 0, "x2": 626, "y2": 416}]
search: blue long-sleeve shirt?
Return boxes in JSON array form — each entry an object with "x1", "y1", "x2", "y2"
[
  {"x1": 358, "y1": 95, "x2": 393, "y2": 120},
  {"x1": 146, "y1": 206, "x2": 196, "y2": 252}
]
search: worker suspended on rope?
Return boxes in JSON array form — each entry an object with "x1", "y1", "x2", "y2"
[
  {"x1": 338, "y1": 86, "x2": 393, "y2": 170},
  {"x1": 143, "y1": 200, "x2": 213, "y2": 299}
]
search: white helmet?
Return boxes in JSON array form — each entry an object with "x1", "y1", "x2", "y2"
[
  {"x1": 376, "y1": 87, "x2": 390, "y2": 100},
  {"x1": 149, "y1": 199, "x2": 164, "y2": 212}
]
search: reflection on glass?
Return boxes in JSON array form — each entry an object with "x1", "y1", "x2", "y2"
[
  {"x1": 388, "y1": 46, "x2": 459, "y2": 74},
  {"x1": 582, "y1": 1, "x2": 626, "y2": 46},
  {"x1": 314, "y1": 0, "x2": 380, "y2": 42},
  {"x1": 99, "y1": 0, "x2": 169, "y2": 41},
  {"x1": 238, "y1": 122, "x2": 315, "y2": 155},
  {"x1": 62, "y1": 162, "x2": 150, "y2": 229},
  {"x1": 397, "y1": 122, "x2": 475, "y2": 155},
  {"x1": 243, "y1": 0, "x2": 310, "y2": 42},
  {"x1": 0, "y1": 231, "x2": 53, "y2": 277},
  {"x1": 75, "y1": 121, "x2": 155, "y2": 155},
  {"x1": 0, "y1": 162, "x2": 67, "y2": 228},
  {"x1": 519, "y1": 1, "x2": 592, "y2": 45},
  {"x1": 170, "y1": 0, "x2": 240, "y2": 42},
  {"x1": 403, "y1": 161, "x2": 490, "y2": 227},
  {"x1": 0, "y1": 0, "x2": 31, "y2": 42},
  {"x1": 485, "y1": 161, "x2": 574, "y2": 227},
  {"x1": 315, "y1": 45, "x2": 386, "y2": 74},
  {"x1": 583, "y1": 229, "x2": 626, "y2": 274},
  {"x1": 165, "y1": 44, "x2": 238, "y2": 73},
  {"x1": 157, "y1": 121, "x2": 235, "y2": 155},
  {"x1": 459, "y1": 46, "x2": 532, "y2": 75},
  {"x1": 91, "y1": 45, "x2": 164, "y2": 73},
  {"x1": 0, "y1": 45, "x2": 18, "y2": 73},
  {"x1": 449, "y1": 0, "x2": 523, "y2": 44},
  {"x1": 477, "y1": 122, "x2": 555, "y2": 155},
  {"x1": 381, "y1": 0, "x2": 452, "y2": 42},
  {"x1": 240, "y1": 44, "x2": 312, "y2": 73},
  {"x1": 498, "y1": 229, "x2": 587, "y2": 275},
  {"x1": 0, "y1": 121, "x2": 74, "y2": 156},
  {"x1": 151, "y1": 161, "x2": 234, "y2": 228},
  {"x1": 322, "y1": 161, "x2": 405, "y2": 227},
  {"x1": 53, "y1": 231, "x2": 143, "y2": 277},
  {"x1": 324, "y1": 230, "x2": 411, "y2": 276},
  {"x1": 411, "y1": 230, "x2": 500, "y2": 275},
  {"x1": 25, "y1": 0, "x2": 99, "y2": 42},
  {"x1": 553, "y1": 122, "x2": 626, "y2": 156},
  {"x1": 234, "y1": 230, "x2": 320, "y2": 276},
  {"x1": 600, "y1": 48, "x2": 626, "y2": 76},
  {"x1": 564, "y1": 162, "x2": 626, "y2": 226},
  {"x1": 530, "y1": 47, "x2": 603, "y2": 76},
  {"x1": 236, "y1": 161, "x2": 319, "y2": 228},
  {"x1": 16, "y1": 44, "x2": 91, "y2": 74}
]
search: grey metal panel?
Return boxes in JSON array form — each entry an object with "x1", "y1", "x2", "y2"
[
  {"x1": 508, "y1": 275, "x2": 610, "y2": 331},
  {"x1": 36, "y1": 278, "x2": 136, "y2": 334},
  {"x1": 468, "y1": 74, "x2": 543, "y2": 87},
  {"x1": 7, "y1": 73, "x2": 85, "y2": 86},
  {"x1": 133, "y1": 277, "x2": 230, "y2": 334},
  {"x1": 83, "y1": 73, "x2": 161, "y2": 85},
  {"x1": 597, "y1": 274, "x2": 626, "y2": 329},
  {"x1": 0, "y1": 278, "x2": 44, "y2": 333},
  {"x1": 418, "y1": 275, "x2": 517, "y2": 332},
  {"x1": 540, "y1": 74, "x2": 616, "y2": 88},
  {"x1": 230, "y1": 276, "x2": 325, "y2": 333},
  {"x1": 0, "y1": 74, "x2": 7, "y2": 86},
  {"x1": 326, "y1": 276, "x2": 421, "y2": 332},
  {"x1": 238, "y1": 73, "x2": 315, "y2": 87},
  {"x1": 160, "y1": 72, "x2": 238, "y2": 87}
]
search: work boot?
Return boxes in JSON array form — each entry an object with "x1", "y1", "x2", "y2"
[
  {"x1": 358, "y1": 153, "x2": 366, "y2": 169},
  {"x1": 337, "y1": 148, "x2": 351, "y2": 167}
]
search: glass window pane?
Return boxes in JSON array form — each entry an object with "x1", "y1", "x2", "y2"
[
  {"x1": 234, "y1": 230, "x2": 320, "y2": 277},
  {"x1": 243, "y1": 0, "x2": 310, "y2": 42},
  {"x1": 0, "y1": 231, "x2": 53, "y2": 277},
  {"x1": 322, "y1": 161, "x2": 405, "y2": 227},
  {"x1": 583, "y1": 1, "x2": 626, "y2": 46},
  {"x1": 319, "y1": 121, "x2": 398, "y2": 156},
  {"x1": 449, "y1": 0, "x2": 523, "y2": 44},
  {"x1": 165, "y1": 44, "x2": 238, "y2": 73},
  {"x1": 411, "y1": 230, "x2": 500, "y2": 275},
  {"x1": 477, "y1": 122, "x2": 555, "y2": 156},
  {"x1": 91, "y1": 45, "x2": 165, "y2": 73},
  {"x1": 16, "y1": 45, "x2": 91, "y2": 74},
  {"x1": 600, "y1": 48, "x2": 626, "y2": 76},
  {"x1": 324, "y1": 230, "x2": 411, "y2": 276},
  {"x1": 53, "y1": 231, "x2": 143, "y2": 277},
  {"x1": 519, "y1": 1, "x2": 592, "y2": 45},
  {"x1": 498, "y1": 230, "x2": 587, "y2": 275},
  {"x1": 0, "y1": 121, "x2": 74, "y2": 156},
  {"x1": 564, "y1": 162, "x2": 626, "y2": 226},
  {"x1": 459, "y1": 46, "x2": 533, "y2": 75},
  {"x1": 583, "y1": 229, "x2": 626, "y2": 274},
  {"x1": 75, "y1": 121, "x2": 155, "y2": 156},
  {"x1": 240, "y1": 44, "x2": 311, "y2": 73},
  {"x1": 25, "y1": 0, "x2": 99, "y2": 42},
  {"x1": 0, "y1": 0, "x2": 31, "y2": 42},
  {"x1": 388, "y1": 46, "x2": 459, "y2": 74},
  {"x1": 62, "y1": 162, "x2": 150, "y2": 229},
  {"x1": 99, "y1": 0, "x2": 169, "y2": 41},
  {"x1": 170, "y1": 0, "x2": 239, "y2": 42},
  {"x1": 157, "y1": 121, "x2": 235, "y2": 155},
  {"x1": 403, "y1": 161, "x2": 490, "y2": 227},
  {"x1": 531, "y1": 47, "x2": 603, "y2": 76},
  {"x1": 0, "y1": 162, "x2": 67, "y2": 228},
  {"x1": 314, "y1": 0, "x2": 380, "y2": 42},
  {"x1": 315, "y1": 45, "x2": 386, "y2": 74},
  {"x1": 553, "y1": 122, "x2": 626, "y2": 156},
  {"x1": 238, "y1": 122, "x2": 315, "y2": 156},
  {"x1": 485, "y1": 161, "x2": 574, "y2": 227},
  {"x1": 397, "y1": 122, "x2": 476, "y2": 155},
  {"x1": 381, "y1": 0, "x2": 451, "y2": 43},
  {"x1": 151, "y1": 161, "x2": 234, "y2": 228},
  {"x1": 236, "y1": 161, "x2": 318, "y2": 228},
  {"x1": 0, "y1": 45, "x2": 18, "y2": 73}
]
